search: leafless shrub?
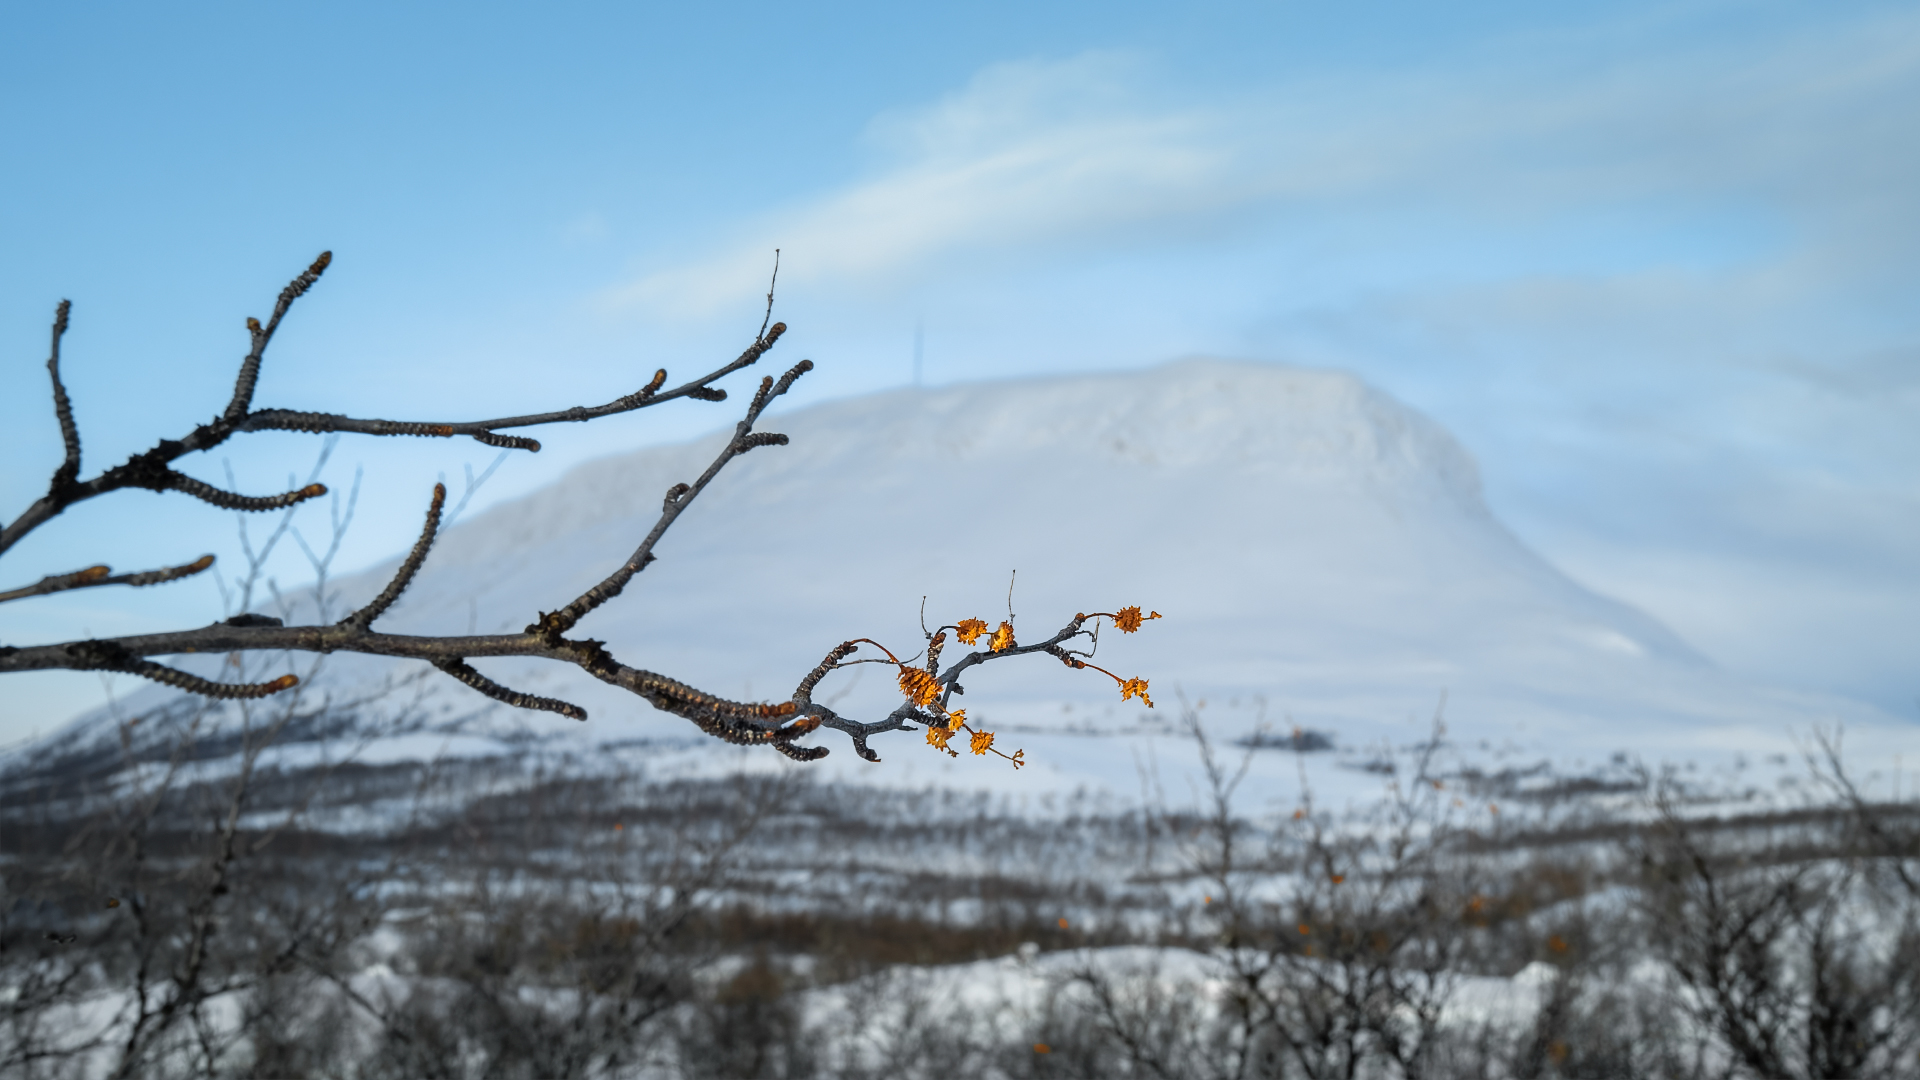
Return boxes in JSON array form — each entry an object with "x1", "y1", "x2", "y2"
[
  {"x1": 1010, "y1": 714, "x2": 1920, "y2": 1080},
  {"x1": 1633, "y1": 742, "x2": 1920, "y2": 1080},
  {"x1": 10, "y1": 686, "x2": 1916, "y2": 1078}
]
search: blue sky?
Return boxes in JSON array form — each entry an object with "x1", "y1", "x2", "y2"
[{"x1": 3, "y1": 0, "x2": 1917, "y2": 741}]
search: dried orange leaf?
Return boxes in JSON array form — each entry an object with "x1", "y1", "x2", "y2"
[
  {"x1": 1119, "y1": 677, "x2": 1154, "y2": 708},
  {"x1": 970, "y1": 729, "x2": 995, "y2": 755},
  {"x1": 955, "y1": 618, "x2": 990, "y2": 645},
  {"x1": 989, "y1": 621, "x2": 1015, "y2": 652}
]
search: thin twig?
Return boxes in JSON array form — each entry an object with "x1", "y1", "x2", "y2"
[
  {"x1": 0, "y1": 555, "x2": 214, "y2": 605},
  {"x1": 47, "y1": 299, "x2": 80, "y2": 492},
  {"x1": 226, "y1": 252, "x2": 332, "y2": 421},
  {"x1": 758, "y1": 249, "x2": 781, "y2": 341},
  {"x1": 340, "y1": 484, "x2": 445, "y2": 631},
  {"x1": 234, "y1": 325, "x2": 787, "y2": 447},
  {"x1": 431, "y1": 658, "x2": 585, "y2": 720},
  {"x1": 442, "y1": 449, "x2": 511, "y2": 530}
]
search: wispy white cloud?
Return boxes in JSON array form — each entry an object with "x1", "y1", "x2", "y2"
[
  {"x1": 605, "y1": 53, "x2": 1247, "y2": 314},
  {"x1": 604, "y1": 8, "x2": 1920, "y2": 319}
]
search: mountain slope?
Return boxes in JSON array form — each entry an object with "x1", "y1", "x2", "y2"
[{"x1": 8, "y1": 359, "x2": 1907, "y2": 802}]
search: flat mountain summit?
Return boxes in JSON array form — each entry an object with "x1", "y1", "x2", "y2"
[{"x1": 9, "y1": 359, "x2": 1907, "y2": 802}]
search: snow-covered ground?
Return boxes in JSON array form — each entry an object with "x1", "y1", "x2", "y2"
[{"x1": 0, "y1": 941, "x2": 1665, "y2": 1080}]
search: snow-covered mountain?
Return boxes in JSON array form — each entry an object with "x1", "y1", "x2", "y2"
[{"x1": 8, "y1": 359, "x2": 1908, "y2": 806}]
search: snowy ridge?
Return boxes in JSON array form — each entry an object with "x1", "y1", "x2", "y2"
[{"x1": 8, "y1": 359, "x2": 1910, "y2": 805}]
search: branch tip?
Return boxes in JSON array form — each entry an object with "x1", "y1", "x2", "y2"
[
  {"x1": 122, "y1": 659, "x2": 298, "y2": 700},
  {"x1": 341, "y1": 482, "x2": 445, "y2": 630},
  {"x1": 1, "y1": 552, "x2": 222, "y2": 604},
  {"x1": 46, "y1": 301, "x2": 82, "y2": 491},
  {"x1": 735, "y1": 431, "x2": 787, "y2": 453},
  {"x1": 279, "y1": 251, "x2": 332, "y2": 304},
  {"x1": 473, "y1": 430, "x2": 539, "y2": 452},
  {"x1": 434, "y1": 657, "x2": 586, "y2": 720},
  {"x1": 154, "y1": 473, "x2": 328, "y2": 513},
  {"x1": 771, "y1": 358, "x2": 814, "y2": 399}
]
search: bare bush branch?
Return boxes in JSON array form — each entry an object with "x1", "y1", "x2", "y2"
[
  {"x1": 46, "y1": 299, "x2": 79, "y2": 492},
  {"x1": 4, "y1": 254, "x2": 1160, "y2": 767},
  {"x1": 0, "y1": 555, "x2": 214, "y2": 605},
  {"x1": 430, "y1": 657, "x2": 586, "y2": 720},
  {"x1": 339, "y1": 483, "x2": 444, "y2": 631},
  {"x1": 0, "y1": 256, "x2": 782, "y2": 559}
]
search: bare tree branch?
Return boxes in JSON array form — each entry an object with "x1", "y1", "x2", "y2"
[
  {"x1": 0, "y1": 346, "x2": 842, "y2": 750},
  {"x1": 226, "y1": 251, "x2": 332, "y2": 421},
  {"x1": 0, "y1": 254, "x2": 785, "y2": 559},
  {"x1": 234, "y1": 328, "x2": 783, "y2": 447},
  {"x1": 0, "y1": 602, "x2": 1147, "y2": 763},
  {"x1": 3, "y1": 254, "x2": 1160, "y2": 767},
  {"x1": 340, "y1": 483, "x2": 444, "y2": 631},
  {"x1": 166, "y1": 473, "x2": 327, "y2": 513},
  {"x1": 431, "y1": 658, "x2": 586, "y2": 721},
  {"x1": 7, "y1": 636, "x2": 300, "y2": 699},
  {"x1": 0, "y1": 554, "x2": 214, "y2": 605},
  {"x1": 47, "y1": 299, "x2": 80, "y2": 492}
]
